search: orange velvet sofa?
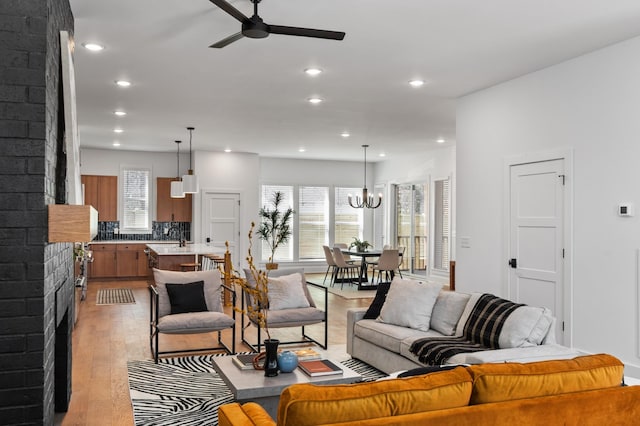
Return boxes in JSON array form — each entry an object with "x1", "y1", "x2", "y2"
[{"x1": 218, "y1": 354, "x2": 640, "y2": 426}]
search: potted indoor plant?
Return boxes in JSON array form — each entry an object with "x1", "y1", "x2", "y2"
[
  {"x1": 257, "y1": 191, "x2": 295, "y2": 269},
  {"x1": 349, "y1": 237, "x2": 372, "y2": 252}
]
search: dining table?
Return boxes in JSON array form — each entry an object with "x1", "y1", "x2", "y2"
[{"x1": 340, "y1": 249, "x2": 384, "y2": 290}]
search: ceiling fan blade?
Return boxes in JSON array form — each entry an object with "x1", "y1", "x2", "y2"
[
  {"x1": 209, "y1": 0, "x2": 248, "y2": 23},
  {"x1": 209, "y1": 32, "x2": 244, "y2": 48},
  {"x1": 268, "y1": 25, "x2": 345, "y2": 40}
]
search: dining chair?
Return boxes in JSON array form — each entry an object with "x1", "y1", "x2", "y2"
[
  {"x1": 333, "y1": 243, "x2": 360, "y2": 266},
  {"x1": 332, "y1": 247, "x2": 360, "y2": 289},
  {"x1": 371, "y1": 249, "x2": 400, "y2": 284},
  {"x1": 322, "y1": 245, "x2": 338, "y2": 285},
  {"x1": 396, "y1": 246, "x2": 405, "y2": 278}
]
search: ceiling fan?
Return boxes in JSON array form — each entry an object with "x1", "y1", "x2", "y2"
[{"x1": 208, "y1": 0, "x2": 346, "y2": 48}]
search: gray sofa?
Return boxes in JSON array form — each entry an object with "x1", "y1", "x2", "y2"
[{"x1": 347, "y1": 281, "x2": 581, "y2": 374}]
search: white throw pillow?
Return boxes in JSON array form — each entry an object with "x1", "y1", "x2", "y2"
[
  {"x1": 267, "y1": 273, "x2": 311, "y2": 310},
  {"x1": 378, "y1": 277, "x2": 442, "y2": 331},
  {"x1": 499, "y1": 306, "x2": 554, "y2": 348},
  {"x1": 430, "y1": 291, "x2": 471, "y2": 336}
]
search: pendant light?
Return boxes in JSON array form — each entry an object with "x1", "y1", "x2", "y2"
[
  {"x1": 348, "y1": 144, "x2": 382, "y2": 209},
  {"x1": 181, "y1": 126, "x2": 199, "y2": 193},
  {"x1": 170, "y1": 140, "x2": 185, "y2": 198}
]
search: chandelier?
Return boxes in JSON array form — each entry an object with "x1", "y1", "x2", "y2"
[{"x1": 348, "y1": 144, "x2": 382, "y2": 209}]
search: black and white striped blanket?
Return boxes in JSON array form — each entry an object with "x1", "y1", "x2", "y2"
[{"x1": 409, "y1": 293, "x2": 523, "y2": 365}]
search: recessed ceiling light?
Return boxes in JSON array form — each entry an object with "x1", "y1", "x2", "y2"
[
  {"x1": 409, "y1": 79, "x2": 425, "y2": 88},
  {"x1": 341, "y1": 132, "x2": 350, "y2": 138},
  {"x1": 436, "y1": 138, "x2": 445, "y2": 144},
  {"x1": 112, "y1": 142, "x2": 121, "y2": 147},
  {"x1": 114, "y1": 110, "x2": 126, "y2": 116},
  {"x1": 115, "y1": 80, "x2": 131, "y2": 87},
  {"x1": 113, "y1": 128, "x2": 124, "y2": 133},
  {"x1": 224, "y1": 148, "x2": 231, "y2": 153},
  {"x1": 299, "y1": 148, "x2": 306, "y2": 153},
  {"x1": 304, "y1": 68, "x2": 323, "y2": 76},
  {"x1": 307, "y1": 97, "x2": 323, "y2": 104},
  {"x1": 82, "y1": 43, "x2": 104, "y2": 52},
  {"x1": 379, "y1": 153, "x2": 386, "y2": 157}
]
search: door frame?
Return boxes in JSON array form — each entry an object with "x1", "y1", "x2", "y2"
[{"x1": 502, "y1": 148, "x2": 574, "y2": 346}]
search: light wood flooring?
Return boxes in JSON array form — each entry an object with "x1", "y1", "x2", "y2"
[{"x1": 57, "y1": 274, "x2": 372, "y2": 425}]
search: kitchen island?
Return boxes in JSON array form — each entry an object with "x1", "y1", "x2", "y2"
[
  {"x1": 146, "y1": 243, "x2": 233, "y2": 304},
  {"x1": 146, "y1": 243, "x2": 227, "y2": 271}
]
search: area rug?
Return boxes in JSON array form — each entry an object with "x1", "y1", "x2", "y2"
[
  {"x1": 127, "y1": 354, "x2": 386, "y2": 426},
  {"x1": 96, "y1": 288, "x2": 136, "y2": 305},
  {"x1": 316, "y1": 283, "x2": 377, "y2": 299}
]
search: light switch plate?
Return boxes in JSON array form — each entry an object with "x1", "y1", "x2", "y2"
[{"x1": 460, "y1": 236, "x2": 471, "y2": 248}]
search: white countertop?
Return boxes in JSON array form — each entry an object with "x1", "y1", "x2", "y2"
[
  {"x1": 90, "y1": 240, "x2": 186, "y2": 245},
  {"x1": 146, "y1": 243, "x2": 226, "y2": 256}
]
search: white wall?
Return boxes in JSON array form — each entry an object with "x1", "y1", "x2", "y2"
[
  {"x1": 192, "y1": 151, "x2": 260, "y2": 268},
  {"x1": 457, "y1": 35, "x2": 640, "y2": 375},
  {"x1": 80, "y1": 148, "x2": 188, "y2": 177}
]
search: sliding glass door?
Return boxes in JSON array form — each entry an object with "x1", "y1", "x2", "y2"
[{"x1": 395, "y1": 183, "x2": 428, "y2": 277}]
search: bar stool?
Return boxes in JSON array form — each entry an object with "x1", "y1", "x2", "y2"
[
  {"x1": 202, "y1": 254, "x2": 225, "y2": 271},
  {"x1": 179, "y1": 262, "x2": 200, "y2": 271}
]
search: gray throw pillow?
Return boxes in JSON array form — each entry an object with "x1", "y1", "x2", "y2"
[
  {"x1": 378, "y1": 278, "x2": 442, "y2": 331},
  {"x1": 430, "y1": 291, "x2": 471, "y2": 336}
]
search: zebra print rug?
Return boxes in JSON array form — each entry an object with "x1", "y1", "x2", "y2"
[{"x1": 127, "y1": 354, "x2": 385, "y2": 426}]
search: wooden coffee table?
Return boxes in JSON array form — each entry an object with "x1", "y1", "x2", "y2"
[{"x1": 211, "y1": 356, "x2": 362, "y2": 418}]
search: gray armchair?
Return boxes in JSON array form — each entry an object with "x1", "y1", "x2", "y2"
[
  {"x1": 149, "y1": 268, "x2": 236, "y2": 363},
  {"x1": 241, "y1": 267, "x2": 327, "y2": 352}
]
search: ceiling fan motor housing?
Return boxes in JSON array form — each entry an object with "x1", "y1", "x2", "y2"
[{"x1": 242, "y1": 16, "x2": 269, "y2": 38}]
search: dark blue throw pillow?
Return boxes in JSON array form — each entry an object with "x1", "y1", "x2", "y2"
[
  {"x1": 363, "y1": 281, "x2": 392, "y2": 319},
  {"x1": 165, "y1": 281, "x2": 207, "y2": 314},
  {"x1": 397, "y1": 364, "x2": 459, "y2": 378}
]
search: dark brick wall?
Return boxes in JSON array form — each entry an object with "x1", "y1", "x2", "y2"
[{"x1": 0, "y1": 0, "x2": 74, "y2": 424}]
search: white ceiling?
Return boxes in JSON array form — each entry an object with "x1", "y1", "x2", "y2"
[{"x1": 69, "y1": 0, "x2": 640, "y2": 162}]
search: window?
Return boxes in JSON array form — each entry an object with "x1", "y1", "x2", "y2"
[
  {"x1": 122, "y1": 168, "x2": 150, "y2": 231},
  {"x1": 299, "y1": 186, "x2": 329, "y2": 259},
  {"x1": 260, "y1": 185, "x2": 294, "y2": 262},
  {"x1": 335, "y1": 187, "x2": 364, "y2": 245},
  {"x1": 433, "y1": 178, "x2": 450, "y2": 271},
  {"x1": 259, "y1": 184, "x2": 364, "y2": 263},
  {"x1": 395, "y1": 183, "x2": 428, "y2": 276}
]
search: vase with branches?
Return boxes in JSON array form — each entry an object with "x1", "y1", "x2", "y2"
[
  {"x1": 222, "y1": 222, "x2": 279, "y2": 376},
  {"x1": 257, "y1": 191, "x2": 295, "y2": 269}
]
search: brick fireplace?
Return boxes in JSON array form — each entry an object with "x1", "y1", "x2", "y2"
[{"x1": 0, "y1": 0, "x2": 75, "y2": 424}]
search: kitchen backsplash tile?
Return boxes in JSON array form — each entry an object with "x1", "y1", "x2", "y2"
[{"x1": 95, "y1": 221, "x2": 191, "y2": 241}]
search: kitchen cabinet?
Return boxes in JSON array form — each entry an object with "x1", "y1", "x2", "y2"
[
  {"x1": 116, "y1": 244, "x2": 138, "y2": 277},
  {"x1": 89, "y1": 243, "x2": 150, "y2": 279},
  {"x1": 157, "y1": 177, "x2": 192, "y2": 222},
  {"x1": 89, "y1": 244, "x2": 117, "y2": 278},
  {"x1": 82, "y1": 175, "x2": 117, "y2": 221}
]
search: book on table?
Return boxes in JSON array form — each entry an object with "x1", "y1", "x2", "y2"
[
  {"x1": 233, "y1": 353, "x2": 259, "y2": 370},
  {"x1": 298, "y1": 359, "x2": 343, "y2": 377},
  {"x1": 288, "y1": 348, "x2": 322, "y2": 361}
]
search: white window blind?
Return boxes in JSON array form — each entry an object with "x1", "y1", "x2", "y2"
[
  {"x1": 299, "y1": 186, "x2": 329, "y2": 259},
  {"x1": 334, "y1": 187, "x2": 363, "y2": 245},
  {"x1": 260, "y1": 185, "x2": 294, "y2": 262},
  {"x1": 434, "y1": 178, "x2": 450, "y2": 271},
  {"x1": 122, "y1": 168, "x2": 150, "y2": 231}
]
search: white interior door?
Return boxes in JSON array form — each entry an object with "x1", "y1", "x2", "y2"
[
  {"x1": 509, "y1": 159, "x2": 565, "y2": 342},
  {"x1": 202, "y1": 192, "x2": 240, "y2": 267}
]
